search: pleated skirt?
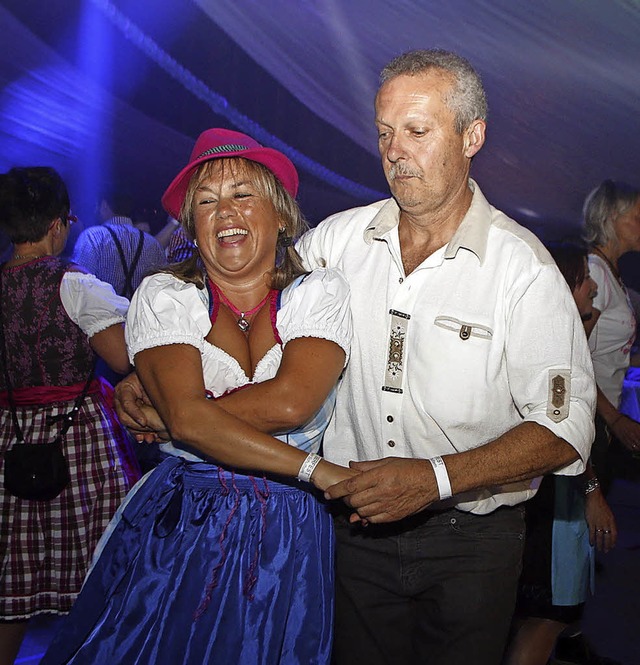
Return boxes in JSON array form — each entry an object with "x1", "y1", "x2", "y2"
[{"x1": 42, "y1": 455, "x2": 335, "y2": 665}]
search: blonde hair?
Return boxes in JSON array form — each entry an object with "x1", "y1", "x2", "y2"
[{"x1": 164, "y1": 158, "x2": 308, "y2": 290}]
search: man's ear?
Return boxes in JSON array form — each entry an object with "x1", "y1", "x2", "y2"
[
  {"x1": 49, "y1": 217, "x2": 63, "y2": 235},
  {"x1": 463, "y1": 119, "x2": 486, "y2": 158}
]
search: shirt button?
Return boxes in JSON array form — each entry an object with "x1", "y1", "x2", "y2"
[
  {"x1": 387, "y1": 439, "x2": 396, "y2": 448},
  {"x1": 398, "y1": 277, "x2": 404, "y2": 284},
  {"x1": 387, "y1": 415, "x2": 394, "y2": 423}
]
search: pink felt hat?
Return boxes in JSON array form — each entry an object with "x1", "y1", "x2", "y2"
[{"x1": 161, "y1": 128, "x2": 299, "y2": 219}]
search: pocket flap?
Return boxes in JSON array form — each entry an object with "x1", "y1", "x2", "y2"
[{"x1": 434, "y1": 315, "x2": 493, "y2": 341}]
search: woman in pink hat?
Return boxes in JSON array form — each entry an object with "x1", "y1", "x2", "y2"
[{"x1": 43, "y1": 129, "x2": 354, "y2": 665}]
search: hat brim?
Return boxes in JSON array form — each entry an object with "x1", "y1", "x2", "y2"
[{"x1": 161, "y1": 146, "x2": 298, "y2": 220}]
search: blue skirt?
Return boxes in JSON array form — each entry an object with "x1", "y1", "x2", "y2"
[{"x1": 42, "y1": 456, "x2": 335, "y2": 664}]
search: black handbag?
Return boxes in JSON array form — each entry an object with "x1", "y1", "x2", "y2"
[
  {"x1": 3, "y1": 438, "x2": 71, "y2": 501},
  {"x1": 1, "y1": 264, "x2": 94, "y2": 501}
]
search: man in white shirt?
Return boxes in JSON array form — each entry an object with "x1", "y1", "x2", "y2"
[
  {"x1": 115, "y1": 48, "x2": 596, "y2": 665},
  {"x1": 297, "y1": 49, "x2": 596, "y2": 665}
]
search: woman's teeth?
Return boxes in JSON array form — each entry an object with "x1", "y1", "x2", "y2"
[{"x1": 217, "y1": 228, "x2": 248, "y2": 239}]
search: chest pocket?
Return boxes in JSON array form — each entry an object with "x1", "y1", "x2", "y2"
[{"x1": 434, "y1": 315, "x2": 493, "y2": 341}]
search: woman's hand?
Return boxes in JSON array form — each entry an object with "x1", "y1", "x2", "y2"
[
  {"x1": 114, "y1": 372, "x2": 168, "y2": 442},
  {"x1": 610, "y1": 413, "x2": 640, "y2": 453},
  {"x1": 135, "y1": 404, "x2": 171, "y2": 441},
  {"x1": 311, "y1": 460, "x2": 360, "y2": 493},
  {"x1": 585, "y1": 488, "x2": 618, "y2": 553}
]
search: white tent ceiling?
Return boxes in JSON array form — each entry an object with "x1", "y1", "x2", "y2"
[
  {"x1": 1, "y1": 0, "x2": 638, "y2": 247},
  {"x1": 200, "y1": 0, "x2": 640, "y2": 237}
]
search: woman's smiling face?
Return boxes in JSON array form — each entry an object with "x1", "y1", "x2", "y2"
[{"x1": 192, "y1": 160, "x2": 282, "y2": 283}]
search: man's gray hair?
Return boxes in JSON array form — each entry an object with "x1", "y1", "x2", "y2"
[
  {"x1": 583, "y1": 179, "x2": 640, "y2": 247},
  {"x1": 379, "y1": 49, "x2": 488, "y2": 134}
]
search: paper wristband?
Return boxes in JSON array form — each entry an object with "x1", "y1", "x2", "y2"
[
  {"x1": 428, "y1": 456, "x2": 452, "y2": 500},
  {"x1": 297, "y1": 452, "x2": 322, "y2": 482}
]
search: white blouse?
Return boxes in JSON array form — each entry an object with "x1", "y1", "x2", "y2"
[
  {"x1": 588, "y1": 254, "x2": 637, "y2": 406},
  {"x1": 60, "y1": 270, "x2": 129, "y2": 338},
  {"x1": 125, "y1": 268, "x2": 352, "y2": 398}
]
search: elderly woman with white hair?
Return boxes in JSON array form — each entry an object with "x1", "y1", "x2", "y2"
[{"x1": 583, "y1": 179, "x2": 640, "y2": 489}]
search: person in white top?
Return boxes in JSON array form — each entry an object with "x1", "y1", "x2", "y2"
[
  {"x1": 583, "y1": 180, "x2": 640, "y2": 490},
  {"x1": 0, "y1": 166, "x2": 139, "y2": 664},
  {"x1": 503, "y1": 243, "x2": 617, "y2": 665},
  {"x1": 304, "y1": 49, "x2": 596, "y2": 665}
]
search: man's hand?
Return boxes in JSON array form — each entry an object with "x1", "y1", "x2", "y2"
[
  {"x1": 114, "y1": 372, "x2": 167, "y2": 442},
  {"x1": 324, "y1": 457, "x2": 440, "y2": 524}
]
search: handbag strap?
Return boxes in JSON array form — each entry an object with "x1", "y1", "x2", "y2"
[
  {"x1": 0, "y1": 264, "x2": 95, "y2": 445},
  {"x1": 45, "y1": 359, "x2": 96, "y2": 444}
]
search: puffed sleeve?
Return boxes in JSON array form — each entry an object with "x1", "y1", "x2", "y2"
[
  {"x1": 60, "y1": 271, "x2": 129, "y2": 338},
  {"x1": 277, "y1": 268, "x2": 352, "y2": 364},
  {"x1": 125, "y1": 273, "x2": 212, "y2": 364}
]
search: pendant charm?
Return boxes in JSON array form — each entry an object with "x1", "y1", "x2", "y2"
[{"x1": 237, "y1": 316, "x2": 250, "y2": 332}]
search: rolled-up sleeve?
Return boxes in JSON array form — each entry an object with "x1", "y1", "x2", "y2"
[{"x1": 505, "y1": 263, "x2": 596, "y2": 474}]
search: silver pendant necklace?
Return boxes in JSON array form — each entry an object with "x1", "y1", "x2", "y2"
[{"x1": 211, "y1": 282, "x2": 271, "y2": 332}]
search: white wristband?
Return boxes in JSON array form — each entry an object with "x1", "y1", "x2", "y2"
[
  {"x1": 428, "y1": 456, "x2": 452, "y2": 500},
  {"x1": 297, "y1": 453, "x2": 322, "y2": 482}
]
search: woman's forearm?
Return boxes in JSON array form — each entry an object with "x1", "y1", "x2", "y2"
[
  {"x1": 133, "y1": 343, "x2": 352, "y2": 488},
  {"x1": 216, "y1": 337, "x2": 345, "y2": 432}
]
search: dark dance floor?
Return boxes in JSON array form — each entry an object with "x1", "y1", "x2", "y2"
[{"x1": 16, "y1": 478, "x2": 640, "y2": 665}]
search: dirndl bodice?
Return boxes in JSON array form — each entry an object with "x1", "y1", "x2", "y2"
[{"x1": 0, "y1": 257, "x2": 94, "y2": 389}]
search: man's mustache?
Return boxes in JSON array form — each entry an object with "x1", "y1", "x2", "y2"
[{"x1": 388, "y1": 165, "x2": 422, "y2": 180}]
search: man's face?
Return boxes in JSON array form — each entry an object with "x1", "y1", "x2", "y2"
[
  {"x1": 96, "y1": 199, "x2": 110, "y2": 223},
  {"x1": 374, "y1": 71, "x2": 483, "y2": 219}
]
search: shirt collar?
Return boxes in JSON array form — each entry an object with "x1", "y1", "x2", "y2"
[
  {"x1": 363, "y1": 179, "x2": 492, "y2": 264},
  {"x1": 443, "y1": 179, "x2": 492, "y2": 264},
  {"x1": 363, "y1": 198, "x2": 402, "y2": 243},
  {"x1": 105, "y1": 216, "x2": 134, "y2": 227}
]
